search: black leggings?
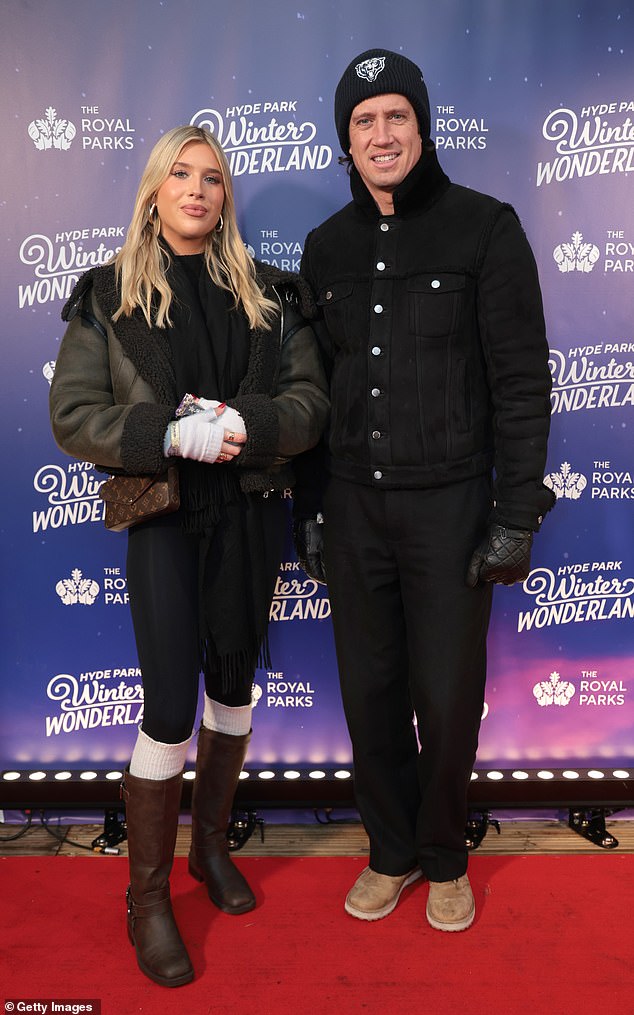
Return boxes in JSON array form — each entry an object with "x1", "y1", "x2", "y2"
[{"x1": 126, "y1": 496, "x2": 285, "y2": 743}]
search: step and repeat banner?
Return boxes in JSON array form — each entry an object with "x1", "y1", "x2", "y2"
[{"x1": 1, "y1": 0, "x2": 632, "y2": 779}]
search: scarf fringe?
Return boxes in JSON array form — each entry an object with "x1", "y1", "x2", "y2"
[{"x1": 201, "y1": 633, "x2": 272, "y2": 696}]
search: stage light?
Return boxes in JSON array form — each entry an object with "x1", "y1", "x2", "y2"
[
  {"x1": 511, "y1": 771, "x2": 529, "y2": 780},
  {"x1": 105, "y1": 771, "x2": 123, "y2": 781},
  {"x1": 238, "y1": 770, "x2": 250, "y2": 780},
  {"x1": 258, "y1": 771, "x2": 275, "y2": 780},
  {"x1": 54, "y1": 771, "x2": 72, "y2": 781},
  {"x1": 334, "y1": 770, "x2": 351, "y2": 780},
  {"x1": 562, "y1": 770, "x2": 580, "y2": 779},
  {"x1": 2, "y1": 772, "x2": 21, "y2": 781},
  {"x1": 79, "y1": 771, "x2": 98, "y2": 780},
  {"x1": 486, "y1": 771, "x2": 504, "y2": 781},
  {"x1": 29, "y1": 771, "x2": 47, "y2": 781},
  {"x1": 537, "y1": 770, "x2": 554, "y2": 780},
  {"x1": 470, "y1": 772, "x2": 479, "y2": 780},
  {"x1": 309, "y1": 770, "x2": 326, "y2": 779},
  {"x1": 613, "y1": 770, "x2": 630, "y2": 779},
  {"x1": 283, "y1": 770, "x2": 301, "y2": 780},
  {"x1": 588, "y1": 770, "x2": 605, "y2": 779},
  {"x1": 182, "y1": 771, "x2": 195, "y2": 781}
]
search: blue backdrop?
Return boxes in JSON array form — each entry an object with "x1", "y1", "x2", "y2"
[{"x1": 1, "y1": 0, "x2": 632, "y2": 777}]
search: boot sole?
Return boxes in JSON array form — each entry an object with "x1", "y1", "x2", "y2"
[
  {"x1": 426, "y1": 902, "x2": 475, "y2": 932},
  {"x1": 188, "y1": 858, "x2": 256, "y2": 914},
  {"x1": 344, "y1": 869, "x2": 423, "y2": 921}
]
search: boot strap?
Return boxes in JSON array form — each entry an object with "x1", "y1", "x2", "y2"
[{"x1": 126, "y1": 884, "x2": 172, "y2": 919}]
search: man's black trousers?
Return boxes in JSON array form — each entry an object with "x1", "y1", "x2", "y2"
[{"x1": 323, "y1": 474, "x2": 494, "y2": 883}]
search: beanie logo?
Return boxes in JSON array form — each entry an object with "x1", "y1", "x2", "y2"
[{"x1": 355, "y1": 56, "x2": 386, "y2": 83}]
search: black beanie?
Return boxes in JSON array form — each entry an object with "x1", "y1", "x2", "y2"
[{"x1": 334, "y1": 49, "x2": 431, "y2": 152}]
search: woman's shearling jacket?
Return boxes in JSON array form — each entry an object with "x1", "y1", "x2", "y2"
[{"x1": 50, "y1": 261, "x2": 329, "y2": 493}]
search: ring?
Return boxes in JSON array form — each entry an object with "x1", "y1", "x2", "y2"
[
  {"x1": 218, "y1": 452, "x2": 229, "y2": 462},
  {"x1": 227, "y1": 431, "x2": 235, "y2": 442}
]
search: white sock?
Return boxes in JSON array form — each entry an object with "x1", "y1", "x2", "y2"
[
  {"x1": 202, "y1": 695, "x2": 252, "y2": 736},
  {"x1": 129, "y1": 727, "x2": 192, "y2": 780}
]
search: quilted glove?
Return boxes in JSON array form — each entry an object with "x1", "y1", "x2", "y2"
[
  {"x1": 465, "y1": 524, "x2": 533, "y2": 588},
  {"x1": 292, "y1": 515, "x2": 327, "y2": 585}
]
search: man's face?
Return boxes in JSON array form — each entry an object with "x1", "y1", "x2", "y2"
[{"x1": 348, "y1": 93, "x2": 422, "y2": 212}]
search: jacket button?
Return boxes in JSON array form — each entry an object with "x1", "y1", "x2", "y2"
[
  {"x1": 376, "y1": 261, "x2": 386, "y2": 271},
  {"x1": 373, "y1": 304, "x2": 383, "y2": 314},
  {"x1": 373, "y1": 470, "x2": 383, "y2": 479},
  {"x1": 431, "y1": 279, "x2": 441, "y2": 289},
  {"x1": 371, "y1": 430, "x2": 381, "y2": 439},
  {"x1": 371, "y1": 388, "x2": 380, "y2": 397},
  {"x1": 325, "y1": 290, "x2": 333, "y2": 300},
  {"x1": 371, "y1": 346, "x2": 381, "y2": 356},
  {"x1": 380, "y1": 223, "x2": 389, "y2": 232}
]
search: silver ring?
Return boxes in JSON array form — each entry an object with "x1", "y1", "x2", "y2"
[{"x1": 227, "y1": 431, "x2": 235, "y2": 442}]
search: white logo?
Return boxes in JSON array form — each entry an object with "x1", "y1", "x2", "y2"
[
  {"x1": 533, "y1": 671, "x2": 575, "y2": 707},
  {"x1": 356, "y1": 57, "x2": 386, "y2": 83},
  {"x1": 553, "y1": 232, "x2": 600, "y2": 273},
  {"x1": 43, "y1": 361, "x2": 56, "y2": 386},
  {"x1": 544, "y1": 461, "x2": 587, "y2": 500},
  {"x1": 251, "y1": 683, "x2": 263, "y2": 708},
  {"x1": 28, "y1": 107, "x2": 76, "y2": 150},
  {"x1": 55, "y1": 569, "x2": 100, "y2": 606}
]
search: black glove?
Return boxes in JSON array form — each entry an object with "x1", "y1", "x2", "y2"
[
  {"x1": 466, "y1": 524, "x2": 533, "y2": 588},
  {"x1": 292, "y1": 516, "x2": 327, "y2": 585}
]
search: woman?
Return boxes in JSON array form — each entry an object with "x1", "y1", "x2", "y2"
[{"x1": 50, "y1": 125, "x2": 329, "y2": 988}]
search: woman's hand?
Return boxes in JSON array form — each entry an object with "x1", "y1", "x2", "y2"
[{"x1": 215, "y1": 404, "x2": 247, "y2": 463}]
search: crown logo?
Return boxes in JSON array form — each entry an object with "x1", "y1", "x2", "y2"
[
  {"x1": 543, "y1": 462, "x2": 587, "y2": 500},
  {"x1": 533, "y1": 671, "x2": 575, "y2": 707},
  {"x1": 28, "y1": 107, "x2": 76, "y2": 151},
  {"x1": 55, "y1": 569, "x2": 100, "y2": 606},
  {"x1": 355, "y1": 57, "x2": 386, "y2": 83},
  {"x1": 553, "y1": 231, "x2": 600, "y2": 273}
]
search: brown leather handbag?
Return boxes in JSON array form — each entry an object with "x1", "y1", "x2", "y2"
[{"x1": 98, "y1": 466, "x2": 180, "y2": 531}]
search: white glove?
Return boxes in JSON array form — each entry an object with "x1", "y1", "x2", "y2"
[
  {"x1": 164, "y1": 415, "x2": 224, "y2": 463},
  {"x1": 218, "y1": 405, "x2": 246, "y2": 440}
]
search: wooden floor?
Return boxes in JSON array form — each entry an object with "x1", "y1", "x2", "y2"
[{"x1": 2, "y1": 814, "x2": 633, "y2": 857}]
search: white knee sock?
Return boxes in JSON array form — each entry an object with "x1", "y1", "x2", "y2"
[
  {"x1": 202, "y1": 695, "x2": 252, "y2": 736},
  {"x1": 129, "y1": 727, "x2": 192, "y2": 780}
]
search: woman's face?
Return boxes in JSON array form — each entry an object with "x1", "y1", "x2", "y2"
[{"x1": 155, "y1": 140, "x2": 225, "y2": 254}]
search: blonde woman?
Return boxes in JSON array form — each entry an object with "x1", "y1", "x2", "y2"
[{"x1": 50, "y1": 125, "x2": 328, "y2": 987}]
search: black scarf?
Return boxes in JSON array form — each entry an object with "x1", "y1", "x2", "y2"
[{"x1": 166, "y1": 252, "x2": 271, "y2": 690}]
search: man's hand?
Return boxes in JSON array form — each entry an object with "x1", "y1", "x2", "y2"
[
  {"x1": 292, "y1": 516, "x2": 327, "y2": 584},
  {"x1": 466, "y1": 524, "x2": 533, "y2": 588}
]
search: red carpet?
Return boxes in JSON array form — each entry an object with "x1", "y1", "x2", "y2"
[{"x1": 1, "y1": 855, "x2": 632, "y2": 1014}]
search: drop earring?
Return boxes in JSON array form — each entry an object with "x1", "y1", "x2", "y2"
[{"x1": 215, "y1": 213, "x2": 224, "y2": 233}]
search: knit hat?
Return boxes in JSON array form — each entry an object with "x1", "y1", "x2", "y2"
[{"x1": 334, "y1": 49, "x2": 431, "y2": 152}]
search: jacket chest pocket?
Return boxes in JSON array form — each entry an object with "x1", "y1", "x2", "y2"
[
  {"x1": 408, "y1": 273, "x2": 465, "y2": 338},
  {"x1": 317, "y1": 282, "x2": 354, "y2": 345}
]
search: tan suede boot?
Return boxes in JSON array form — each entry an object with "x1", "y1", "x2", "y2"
[
  {"x1": 344, "y1": 866, "x2": 423, "y2": 921},
  {"x1": 122, "y1": 770, "x2": 193, "y2": 987},
  {"x1": 426, "y1": 874, "x2": 475, "y2": 931},
  {"x1": 188, "y1": 726, "x2": 255, "y2": 914}
]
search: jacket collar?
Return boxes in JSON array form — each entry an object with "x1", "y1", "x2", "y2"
[{"x1": 349, "y1": 146, "x2": 451, "y2": 219}]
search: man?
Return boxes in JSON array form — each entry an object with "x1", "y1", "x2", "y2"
[{"x1": 293, "y1": 48, "x2": 555, "y2": 931}]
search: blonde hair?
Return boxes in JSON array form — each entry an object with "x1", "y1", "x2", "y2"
[{"x1": 113, "y1": 125, "x2": 277, "y2": 330}]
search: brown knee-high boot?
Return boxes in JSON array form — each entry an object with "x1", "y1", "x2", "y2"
[
  {"x1": 122, "y1": 770, "x2": 194, "y2": 987},
  {"x1": 188, "y1": 726, "x2": 256, "y2": 914}
]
